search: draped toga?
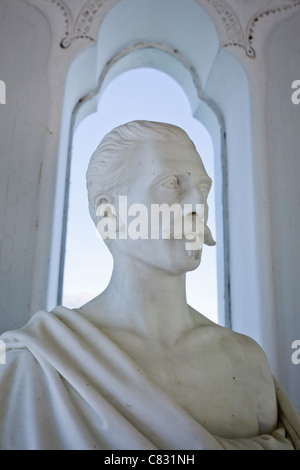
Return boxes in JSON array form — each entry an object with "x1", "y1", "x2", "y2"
[{"x1": 0, "y1": 307, "x2": 299, "y2": 450}]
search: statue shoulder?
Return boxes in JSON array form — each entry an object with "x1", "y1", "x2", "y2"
[
  {"x1": 189, "y1": 307, "x2": 276, "y2": 387},
  {"x1": 220, "y1": 328, "x2": 271, "y2": 369},
  {"x1": 185, "y1": 309, "x2": 278, "y2": 432},
  {"x1": 208, "y1": 323, "x2": 274, "y2": 373},
  {"x1": 189, "y1": 305, "x2": 271, "y2": 367}
]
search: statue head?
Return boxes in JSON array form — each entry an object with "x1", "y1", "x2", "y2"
[{"x1": 86, "y1": 120, "x2": 215, "y2": 273}]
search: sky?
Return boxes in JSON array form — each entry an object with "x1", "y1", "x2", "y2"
[{"x1": 62, "y1": 67, "x2": 219, "y2": 323}]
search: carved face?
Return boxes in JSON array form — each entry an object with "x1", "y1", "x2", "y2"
[{"x1": 110, "y1": 137, "x2": 213, "y2": 275}]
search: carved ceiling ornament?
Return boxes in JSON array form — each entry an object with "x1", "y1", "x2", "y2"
[
  {"x1": 60, "y1": 0, "x2": 111, "y2": 48},
  {"x1": 26, "y1": 0, "x2": 300, "y2": 57},
  {"x1": 198, "y1": 0, "x2": 300, "y2": 58},
  {"x1": 244, "y1": 0, "x2": 300, "y2": 57},
  {"x1": 30, "y1": 0, "x2": 113, "y2": 49}
]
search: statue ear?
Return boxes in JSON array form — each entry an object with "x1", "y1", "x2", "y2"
[
  {"x1": 96, "y1": 197, "x2": 115, "y2": 218},
  {"x1": 204, "y1": 224, "x2": 216, "y2": 246},
  {"x1": 95, "y1": 197, "x2": 118, "y2": 239}
]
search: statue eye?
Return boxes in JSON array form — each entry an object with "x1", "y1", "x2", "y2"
[{"x1": 161, "y1": 176, "x2": 179, "y2": 189}]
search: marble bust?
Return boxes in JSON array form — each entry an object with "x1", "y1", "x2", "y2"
[{"x1": 0, "y1": 120, "x2": 299, "y2": 450}]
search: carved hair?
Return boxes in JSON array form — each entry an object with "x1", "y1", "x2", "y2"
[{"x1": 86, "y1": 120, "x2": 215, "y2": 245}]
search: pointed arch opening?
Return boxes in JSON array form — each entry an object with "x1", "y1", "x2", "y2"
[
  {"x1": 61, "y1": 66, "x2": 219, "y2": 323},
  {"x1": 48, "y1": 0, "x2": 255, "y2": 337}
]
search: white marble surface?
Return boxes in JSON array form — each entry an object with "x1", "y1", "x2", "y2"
[{"x1": 0, "y1": 122, "x2": 299, "y2": 449}]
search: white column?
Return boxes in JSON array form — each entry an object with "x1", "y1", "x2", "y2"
[{"x1": 0, "y1": 1, "x2": 52, "y2": 332}]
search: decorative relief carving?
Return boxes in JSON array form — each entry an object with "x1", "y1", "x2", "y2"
[
  {"x1": 40, "y1": 0, "x2": 72, "y2": 47},
  {"x1": 38, "y1": 0, "x2": 300, "y2": 56},
  {"x1": 204, "y1": 1, "x2": 243, "y2": 42},
  {"x1": 201, "y1": 0, "x2": 300, "y2": 58},
  {"x1": 61, "y1": 0, "x2": 109, "y2": 48},
  {"x1": 39, "y1": 0, "x2": 112, "y2": 49},
  {"x1": 201, "y1": 0, "x2": 252, "y2": 56},
  {"x1": 245, "y1": 1, "x2": 300, "y2": 58}
]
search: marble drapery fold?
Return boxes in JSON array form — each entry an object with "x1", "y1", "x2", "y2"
[{"x1": 0, "y1": 307, "x2": 299, "y2": 450}]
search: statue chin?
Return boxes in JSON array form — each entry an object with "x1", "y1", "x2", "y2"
[{"x1": 185, "y1": 248, "x2": 202, "y2": 262}]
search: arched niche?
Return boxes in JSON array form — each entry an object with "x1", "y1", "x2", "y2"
[{"x1": 48, "y1": 0, "x2": 256, "y2": 340}]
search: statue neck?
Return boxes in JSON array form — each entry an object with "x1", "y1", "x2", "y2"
[{"x1": 85, "y1": 256, "x2": 195, "y2": 345}]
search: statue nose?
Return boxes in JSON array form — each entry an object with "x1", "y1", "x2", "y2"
[
  {"x1": 183, "y1": 185, "x2": 206, "y2": 206},
  {"x1": 195, "y1": 186, "x2": 206, "y2": 204}
]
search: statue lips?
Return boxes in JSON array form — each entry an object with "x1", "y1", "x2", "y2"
[
  {"x1": 162, "y1": 212, "x2": 204, "y2": 262},
  {"x1": 161, "y1": 212, "x2": 204, "y2": 241}
]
